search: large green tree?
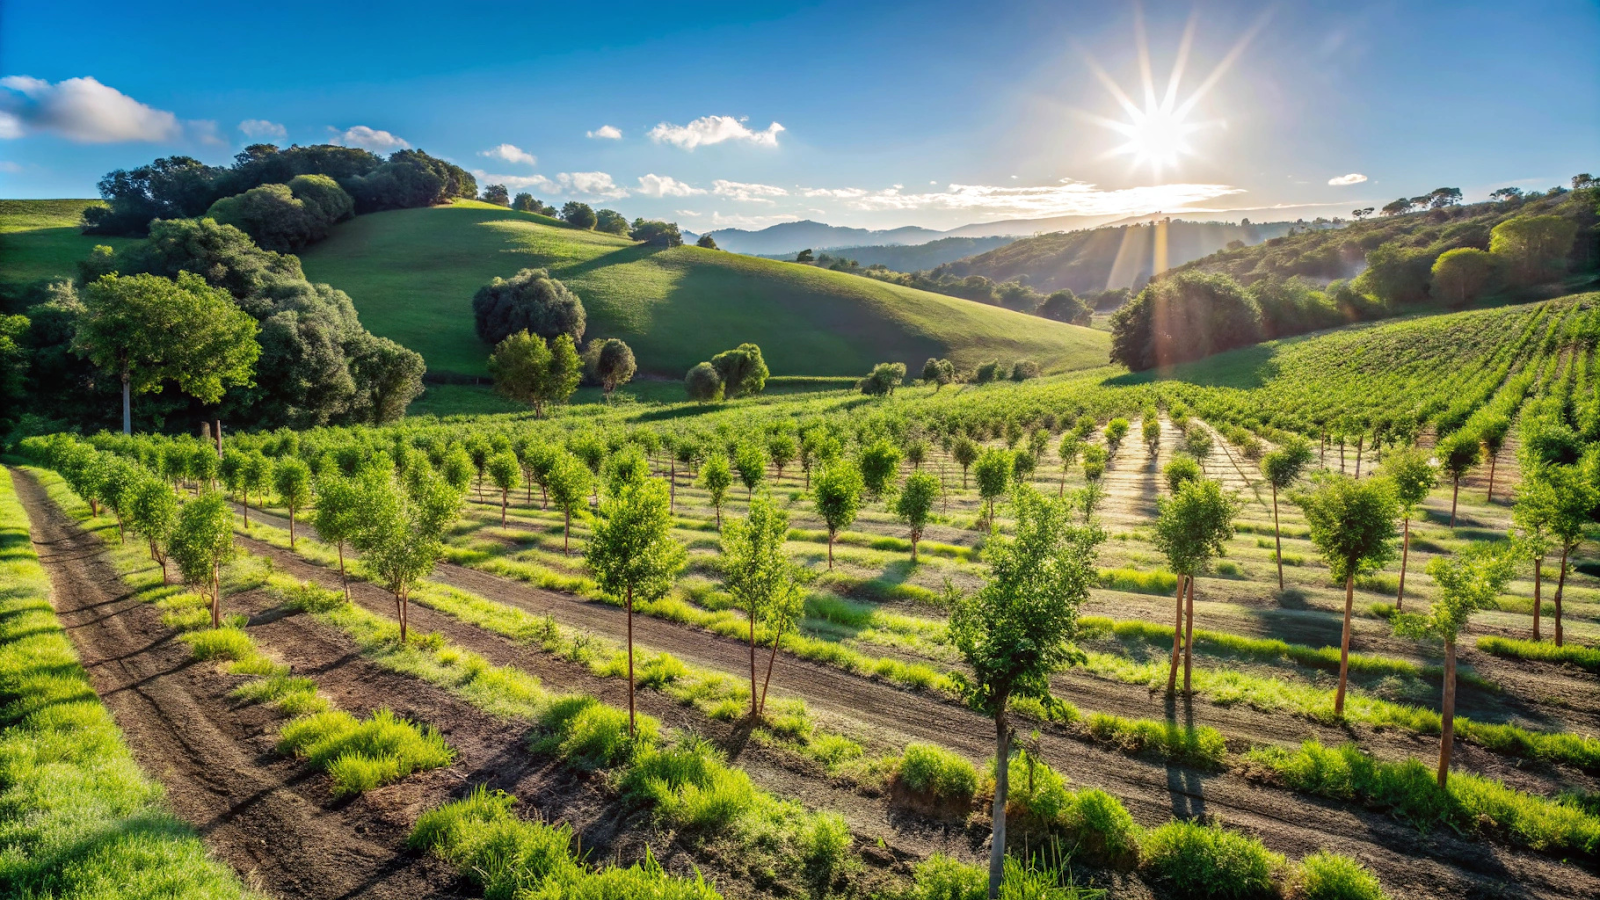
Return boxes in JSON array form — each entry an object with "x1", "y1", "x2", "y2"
[
  {"x1": 710, "y1": 343, "x2": 769, "y2": 398},
  {"x1": 74, "y1": 272, "x2": 260, "y2": 434},
  {"x1": 585, "y1": 477, "x2": 685, "y2": 734},
  {"x1": 949, "y1": 486, "x2": 1100, "y2": 900},
  {"x1": 472, "y1": 268, "x2": 586, "y2": 347}
]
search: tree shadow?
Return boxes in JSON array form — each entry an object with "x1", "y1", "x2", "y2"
[{"x1": 1162, "y1": 692, "x2": 1207, "y2": 820}]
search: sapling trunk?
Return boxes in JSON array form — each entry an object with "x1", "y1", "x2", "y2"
[
  {"x1": 1397, "y1": 516, "x2": 1411, "y2": 609},
  {"x1": 1555, "y1": 546, "x2": 1568, "y2": 647},
  {"x1": 1438, "y1": 638, "x2": 1457, "y2": 788},
  {"x1": 1355, "y1": 435, "x2": 1364, "y2": 477},
  {"x1": 748, "y1": 609, "x2": 759, "y2": 719},
  {"x1": 1183, "y1": 575, "x2": 1196, "y2": 693},
  {"x1": 288, "y1": 508, "x2": 296, "y2": 550},
  {"x1": 1272, "y1": 483, "x2": 1284, "y2": 591},
  {"x1": 563, "y1": 508, "x2": 571, "y2": 556},
  {"x1": 626, "y1": 585, "x2": 636, "y2": 736},
  {"x1": 210, "y1": 565, "x2": 221, "y2": 629},
  {"x1": 500, "y1": 490, "x2": 508, "y2": 527},
  {"x1": 988, "y1": 706, "x2": 1010, "y2": 900},
  {"x1": 1486, "y1": 453, "x2": 1497, "y2": 503},
  {"x1": 827, "y1": 529, "x2": 835, "y2": 569},
  {"x1": 337, "y1": 542, "x2": 348, "y2": 599},
  {"x1": 1166, "y1": 575, "x2": 1186, "y2": 693},
  {"x1": 1533, "y1": 557, "x2": 1542, "y2": 640},
  {"x1": 1450, "y1": 476, "x2": 1460, "y2": 527},
  {"x1": 1335, "y1": 571, "x2": 1355, "y2": 716},
  {"x1": 759, "y1": 627, "x2": 783, "y2": 716}
]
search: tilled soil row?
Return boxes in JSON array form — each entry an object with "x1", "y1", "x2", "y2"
[{"x1": 235, "y1": 505, "x2": 1598, "y2": 900}]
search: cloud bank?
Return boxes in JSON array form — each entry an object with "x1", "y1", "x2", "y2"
[
  {"x1": 1328, "y1": 173, "x2": 1367, "y2": 186},
  {"x1": 0, "y1": 76, "x2": 182, "y2": 142},
  {"x1": 712, "y1": 180, "x2": 789, "y2": 203},
  {"x1": 648, "y1": 115, "x2": 784, "y2": 150},
  {"x1": 635, "y1": 174, "x2": 703, "y2": 197}
]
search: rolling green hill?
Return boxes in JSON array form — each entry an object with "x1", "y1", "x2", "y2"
[
  {"x1": 298, "y1": 201, "x2": 1108, "y2": 379},
  {"x1": 0, "y1": 200, "x2": 134, "y2": 293}
]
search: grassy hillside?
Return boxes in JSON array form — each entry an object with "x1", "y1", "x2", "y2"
[
  {"x1": 934, "y1": 219, "x2": 1298, "y2": 294},
  {"x1": 300, "y1": 200, "x2": 1107, "y2": 379},
  {"x1": 0, "y1": 199, "x2": 134, "y2": 291}
]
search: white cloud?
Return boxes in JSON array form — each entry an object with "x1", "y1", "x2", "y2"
[
  {"x1": 239, "y1": 118, "x2": 287, "y2": 141},
  {"x1": 587, "y1": 125, "x2": 622, "y2": 140},
  {"x1": 188, "y1": 120, "x2": 228, "y2": 148},
  {"x1": 557, "y1": 171, "x2": 628, "y2": 199},
  {"x1": 480, "y1": 143, "x2": 536, "y2": 166},
  {"x1": 648, "y1": 115, "x2": 784, "y2": 150},
  {"x1": 789, "y1": 178, "x2": 1244, "y2": 219},
  {"x1": 331, "y1": 125, "x2": 409, "y2": 152},
  {"x1": 1327, "y1": 172, "x2": 1367, "y2": 186},
  {"x1": 712, "y1": 179, "x2": 788, "y2": 203},
  {"x1": 473, "y1": 171, "x2": 555, "y2": 191},
  {"x1": 0, "y1": 160, "x2": 22, "y2": 173},
  {"x1": 709, "y1": 211, "x2": 801, "y2": 229},
  {"x1": 635, "y1": 174, "x2": 704, "y2": 197},
  {"x1": 0, "y1": 75, "x2": 181, "y2": 143},
  {"x1": 675, "y1": 209, "x2": 702, "y2": 217}
]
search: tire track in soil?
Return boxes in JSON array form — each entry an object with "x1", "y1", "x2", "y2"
[
  {"x1": 12, "y1": 467, "x2": 464, "y2": 900},
  {"x1": 234, "y1": 505, "x2": 1598, "y2": 900}
]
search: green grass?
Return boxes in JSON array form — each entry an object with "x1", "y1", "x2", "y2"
[
  {"x1": 1477, "y1": 635, "x2": 1600, "y2": 673},
  {"x1": 1247, "y1": 740, "x2": 1600, "y2": 856},
  {"x1": 0, "y1": 199, "x2": 136, "y2": 288},
  {"x1": 411, "y1": 786, "x2": 724, "y2": 900},
  {"x1": 276, "y1": 708, "x2": 455, "y2": 797},
  {"x1": 1140, "y1": 820, "x2": 1284, "y2": 900},
  {"x1": 1083, "y1": 712, "x2": 1228, "y2": 770},
  {"x1": 0, "y1": 467, "x2": 259, "y2": 899},
  {"x1": 1289, "y1": 851, "x2": 1388, "y2": 900},
  {"x1": 897, "y1": 743, "x2": 979, "y2": 804},
  {"x1": 298, "y1": 201, "x2": 1108, "y2": 379}
]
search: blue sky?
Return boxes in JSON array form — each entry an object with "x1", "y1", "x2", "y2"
[{"x1": 2, "y1": 0, "x2": 1595, "y2": 231}]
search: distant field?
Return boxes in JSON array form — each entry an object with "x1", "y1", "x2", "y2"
[
  {"x1": 300, "y1": 201, "x2": 1108, "y2": 379},
  {"x1": 0, "y1": 199, "x2": 134, "y2": 289}
]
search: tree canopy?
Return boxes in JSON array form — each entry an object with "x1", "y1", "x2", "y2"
[{"x1": 472, "y1": 268, "x2": 587, "y2": 347}]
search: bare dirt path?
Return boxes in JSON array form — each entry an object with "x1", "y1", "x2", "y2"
[{"x1": 234, "y1": 505, "x2": 1599, "y2": 900}]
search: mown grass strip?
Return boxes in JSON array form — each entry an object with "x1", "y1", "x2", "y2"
[
  {"x1": 1477, "y1": 635, "x2": 1600, "y2": 673},
  {"x1": 25, "y1": 466, "x2": 455, "y2": 799},
  {"x1": 1247, "y1": 740, "x2": 1600, "y2": 857},
  {"x1": 0, "y1": 467, "x2": 259, "y2": 900}
]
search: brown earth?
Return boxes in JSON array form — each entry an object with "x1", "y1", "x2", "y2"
[{"x1": 230, "y1": 498, "x2": 1600, "y2": 900}]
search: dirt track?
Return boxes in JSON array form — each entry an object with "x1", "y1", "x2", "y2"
[{"x1": 229, "y1": 501, "x2": 1599, "y2": 900}]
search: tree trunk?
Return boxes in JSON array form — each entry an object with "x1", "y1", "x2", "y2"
[
  {"x1": 759, "y1": 627, "x2": 783, "y2": 716},
  {"x1": 501, "y1": 491, "x2": 508, "y2": 527},
  {"x1": 1183, "y1": 575, "x2": 1196, "y2": 693},
  {"x1": 1554, "y1": 545, "x2": 1568, "y2": 647},
  {"x1": 563, "y1": 508, "x2": 571, "y2": 555},
  {"x1": 1486, "y1": 452, "x2": 1497, "y2": 503},
  {"x1": 122, "y1": 371, "x2": 132, "y2": 435},
  {"x1": 669, "y1": 458, "x2": 676, "y2": 512},
  {"x1": 398, "y1": 588, "x2": 410, "y2": 644},
  {"x1": 1339, "y1": 437, "x2": 1345, "y2": 474},
  {"x1": 242, "y1": 491, "x2": 250, "y2": 530},
  {"x1": 626, "y1": 585, "x2": 637, "y2": 736},
  {"x1": 1450, "y1": 477, "x2": 1460, "y2": 527},
  {"x1": 1438, "y1": 638, "x2": 1457, "y2": 788},
  {"x1": 988, "y1": 707, "x2": 1010, "y2": 900},
  {"x1": 911, "y1": 528, "x2": 920, "y2": 562},
  {"x1": 1533, "y1": 557, "x2": 1542, "y2": 640},
  {"x1": 827, "y1": 529, "x2": 835, "y2": 569},
  {"x1": 962, "y1": 467, "x2": 969, "y2": 490},
  {"x1": 1272, "y1": 483, "x2": 1283, "y2": 591},
  {"x1": 749, "y1": 606, "x2": 759, "y2": 720},
  {"x1": 1166, "y1": 575, "x2": 1186, "y2": 693},
  {"x1": 715, "y1": 503, "x2": 722, "y2": 530},
  {"x1": 1355, "y1": 435, "x2": 1364, "y2": 478},
  {"x1": 1397, "y1": 516, "x2": 1411, "y2": 609},
  {"x1": 210, "y1": 565, "x2": 221, "y2": 629},
  {"x1": 1335, "y1": 572, "x2": 1355, "y2": 716},
  {"x1": 337, "y1": 542, "x2": 348, "y2": 599},
  {"x1": 288, "y1": 509, "x2": 296, "y2": 550}
]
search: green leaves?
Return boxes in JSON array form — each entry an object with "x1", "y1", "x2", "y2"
[
  {"x1": 586, "y1": 477, "x2": 685, "y2": 605},
  {"x1": 1395, "y1": 543, "x2": 1516, "y2": 643},
  {"x1": 1297, "y1": 475, "x2": 1399, "y2": 582},
  {"x1": 949, "y1": 486, "x2": 1102, "y2": 715},
  {"x1": 1261, "y1": 437, "x2": 1315, "y2": 491},
  {"x1": 813, "y1": 462, "x2": 863, "y2": 535},
  {"x1": 170, "y1": 492, "x2": 236, "y2": 589},
  {"x1": 1153, "y1": 478, "x2": 1239, "y2": 576},
  {"x1": 1381, "y1": 446, "x2": 1438, "y2": 510}
]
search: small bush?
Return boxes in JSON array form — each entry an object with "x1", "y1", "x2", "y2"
[
  {"x1": 898, "y1": 743, "x2": 978, "y2": 803},
  {"x1": 1141, "y1": 820, "x2": 1283, "y2": 900},
  {"x1": 182, "y1": 627, "x2": 254, "y2": 662},
  {"x1": 329, "y1": 752, "x2": 402, "y2": 797},
  {"x1": 806, "y1": 733, "x2": 864, "y2": 768},
  {"x1": 286, "y1": 581, "x2": 347, "y2": 613},
  {"x1": 1289, "y1": 851, "x2": 1387, "y2": 900},
  {"x1": 538, "y1": 695, "x2": 655, "y2": 769},
  {"x1": 279, "y1": 708, "x2": 454, "y2": 795}
]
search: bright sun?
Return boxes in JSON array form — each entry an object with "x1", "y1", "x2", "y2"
[{"x1": 1079, "y1": 8, "x2": 1268, "y2": 180}]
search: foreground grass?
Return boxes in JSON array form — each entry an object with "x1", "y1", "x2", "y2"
[
  {"x1": 27, "y1": 466, "x2": 455, "y2": 798},
  {"x1": 1477, "y1": 635, "x2": 1600, "y2": 673},
  {"x1": 0, "y1": 467, "x2": 257, "y2": 899},
  {"x1": 1247, "y1": 740, "x2": 1600, "y2": 858}
]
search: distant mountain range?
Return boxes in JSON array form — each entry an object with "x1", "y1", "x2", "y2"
[
  {"x1": 758, "y1": 235, "x2": 1019, "y2": 271},
  {"x1": 704, "y1": 213, "x2": 1125, "y2": 255}
]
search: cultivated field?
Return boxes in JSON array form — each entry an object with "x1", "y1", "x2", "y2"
[{"x1": 9, "y1": 293, "x2": 1600, "y2": 900}]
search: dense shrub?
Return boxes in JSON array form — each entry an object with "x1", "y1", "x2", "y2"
[
  {"x1": 1141, "y1": 820, "x2": 1283, "y2": 900},
  {"x1": 897, "y1": 743, "x2": 978, "y2": 804},
  {"x1": 1110, "y1": 271, "x2": 1263, "y2": 371},
  {"x1": 473, "y1": 268, "x2": 587, "y2": 347}
]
